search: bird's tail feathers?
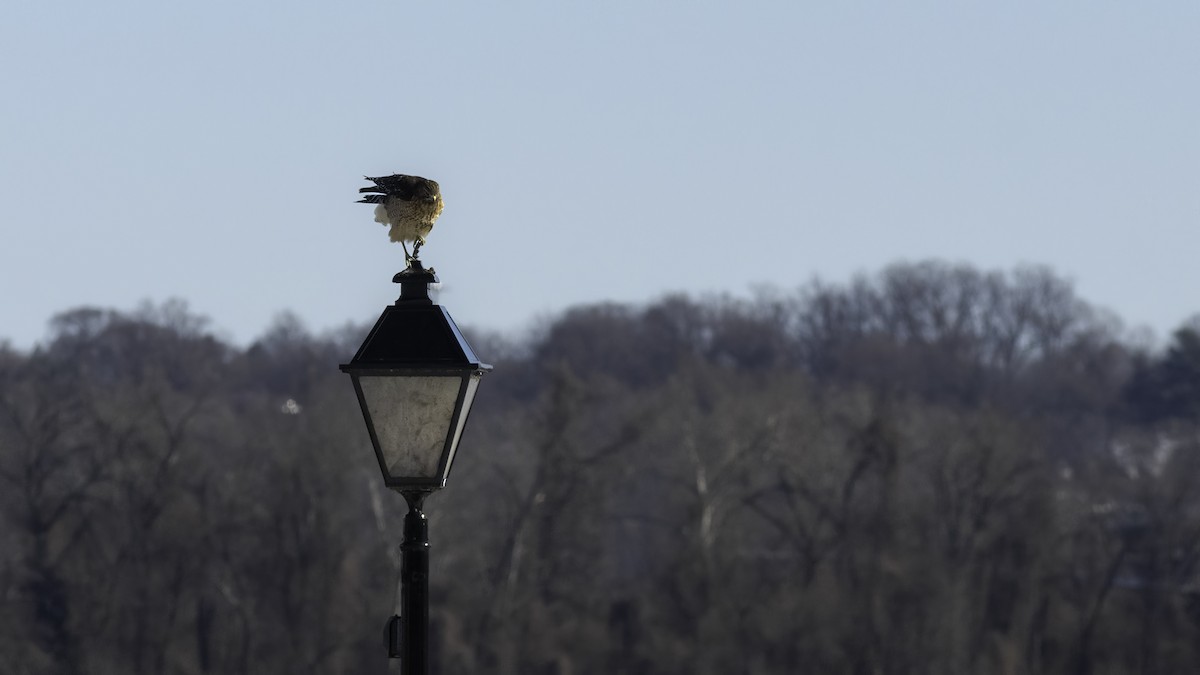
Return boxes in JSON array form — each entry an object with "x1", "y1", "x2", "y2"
[
  {"x1": 357, "y1": 195, "x2": 387, "y2": 204},
  {"x1": 358, "y1": 185, "x2": 386, "y2": 194}
]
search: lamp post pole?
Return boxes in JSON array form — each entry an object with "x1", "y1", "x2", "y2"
[
  {"x1": 341, "y1": 259, "x2": 490, "y2": 671},
  {"x1": 400, "y1": 492, "x2": 430, "y2": 675}
]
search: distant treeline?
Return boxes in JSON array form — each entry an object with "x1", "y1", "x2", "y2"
[{"x1": 1, "y1": 260, "x2": 1198, "y2": 675}]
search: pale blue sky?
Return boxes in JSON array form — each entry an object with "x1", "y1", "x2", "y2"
[{"x1": 2, "y1": 2, "x2": 1197, "y2": 350}]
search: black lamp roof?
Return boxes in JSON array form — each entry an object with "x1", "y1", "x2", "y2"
[
  {"x1": 347, "y1": 304, "x2": 483, "y2": 367},
  {"x1": 341, "y1": 263, "x2": 489, "y2": 370}
]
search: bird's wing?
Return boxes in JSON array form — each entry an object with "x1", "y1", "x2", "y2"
[
  {"x1": 356, "y1": 194, "x2": 387, "y2": 204},
  {"x1": 362, "y1": 174, "x2": 439, "y2": 201}
]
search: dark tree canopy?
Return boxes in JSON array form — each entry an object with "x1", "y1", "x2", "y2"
[{"x1": 1, "y1": 262, "x2": 1197, "y2": 675}]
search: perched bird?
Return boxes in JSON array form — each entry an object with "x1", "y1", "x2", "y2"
[{"x1": 357, "y1": 174, "x2": 444, "y2": 261}]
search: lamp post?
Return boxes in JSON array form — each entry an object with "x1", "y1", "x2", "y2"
[{"x1": 340, "y1": 261, "x2": 491, "y2": 674}]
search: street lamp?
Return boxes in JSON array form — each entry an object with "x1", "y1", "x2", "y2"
[{"x1": 341, "y1": 261, "x2": 491, "y2": 673}]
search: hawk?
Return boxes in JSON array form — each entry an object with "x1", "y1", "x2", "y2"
[{"x1": 358, "y1": 174, "x2": 444, "y2": 261}]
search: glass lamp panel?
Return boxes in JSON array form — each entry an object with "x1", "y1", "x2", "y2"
[
  {"x1": 358, "y1": 375, "x2": 462, "y2": 479},
  {"x1": 441, "y1": 373, "x2": 482, "y2": 480}
]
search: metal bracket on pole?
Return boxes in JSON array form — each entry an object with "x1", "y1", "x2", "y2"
[{"x1": 386, "y1": 614, "x2": 403, "y2": 659}]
